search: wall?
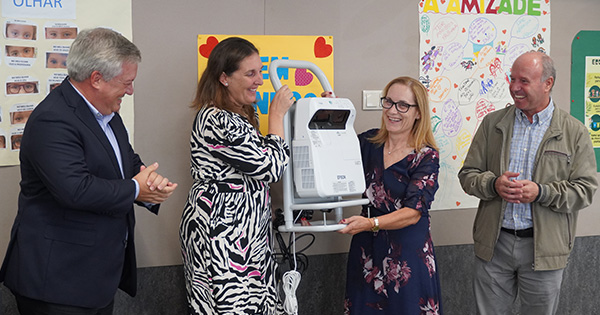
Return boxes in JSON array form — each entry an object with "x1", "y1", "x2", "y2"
[
  {"x1": 1, "y1": 1, "x2": 600, "y2": 313},
  {"x1": 128, "y1": 0, "x2": 600, "y2": 267}
]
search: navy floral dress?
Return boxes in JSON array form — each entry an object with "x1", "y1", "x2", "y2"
[{"x1": 344, "y1": 129, "x2": 443, "y2": 315}]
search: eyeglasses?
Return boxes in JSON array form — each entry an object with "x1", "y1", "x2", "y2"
[
  {"x1": 7, "y1": 82, "x2": 36, "y2": 94},
  {"x1": 380, "y1": 97, "x2": 417, "y2": 113}
]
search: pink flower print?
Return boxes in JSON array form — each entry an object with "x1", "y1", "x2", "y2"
[
  {"x1": 343, "y1": 298, "x2": 351, "y2": 315},
  {"x1": 373, "y1": 277, "x2": 387, "y2": 296},
  {"x1": 366, "y1": 182, "x2": 390, "y2": 208},
  {"x1": 393, "y1": 199, "x2": 403, "y2": 211},
  {"x1": 361, "y1": 247, "x2": 373, "y2": 270},
  {"x1": 366, "y1": 301, "x2": 386, "y2": 311},
  {"x1": 419, "y1": 237, "x2": 437, "y2": 277},
  {"x1": 415, "y1": 173, "x2": 437, "y2": 190},
  {"x1": 364, "y1": 266, "x2": 381, "y2": 285},
  {"x1": 360, "y1": 248, "x2": 377, "y2": 281},
  {"x1": 360, "y1": 247, "x2": 388, "y2": 296},
  {"x1": 383, "y1": 257, "x2": 411, "y2": 293},
  {"x1": 419, "y1": 297, "x2": 440, "y2": 315}
]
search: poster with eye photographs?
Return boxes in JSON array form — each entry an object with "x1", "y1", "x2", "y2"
[
  {"x1": 418, "y1": 0, "x2": 551, "y2": 210},
  {"x1": 0, "y1": 0, "x2": 133, "y2": 166}
]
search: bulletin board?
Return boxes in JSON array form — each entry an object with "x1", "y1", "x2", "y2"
[
  {"x1": 197, "y1": 35, "x2": 334, "y2": 136},
  {"x1": 0, "y1": 0, "x2": 134, "y2": 166},
  {"x1": 418, "y1": 0, "x2": 551, "y2": 210},
  {"x1": 570, "y1": 30, "x2": 600, "y2": 171}
]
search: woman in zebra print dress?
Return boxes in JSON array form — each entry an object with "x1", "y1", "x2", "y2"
[{"x1": 180, "y1": 37, "x2": 294, "y2": 314}]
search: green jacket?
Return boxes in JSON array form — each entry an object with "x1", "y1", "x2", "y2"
[{"x1": 458, "y1": 104, "x2": 598, "y2": 270}]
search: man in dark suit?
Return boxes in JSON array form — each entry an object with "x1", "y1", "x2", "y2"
[{"x1": 0, "y1": 27, "x2": 178, "y2": 315}]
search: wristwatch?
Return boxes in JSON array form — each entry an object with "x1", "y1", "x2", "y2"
[{"x1": 371, "y1": 217, "x2": 380, "y2": 232}]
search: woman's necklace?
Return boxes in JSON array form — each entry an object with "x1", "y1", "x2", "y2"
[{"x1": 385, "y1": 142, "x2": 407, "y2": 155}]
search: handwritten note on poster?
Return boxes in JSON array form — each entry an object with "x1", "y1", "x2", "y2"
[{"x1": 418, "y1": 0, "x2": 551, "y2": 210}]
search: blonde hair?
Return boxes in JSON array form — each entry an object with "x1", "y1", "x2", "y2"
[{"x1": 369, "y1": 76, "x2": 437, "y2": 151}]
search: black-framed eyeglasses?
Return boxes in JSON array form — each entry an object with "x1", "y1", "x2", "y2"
[
  {"x1": 380, "y1": 97, "x2": 417, "y2": 113},
  {"x1": 7, "y1": 82, "x2": 37, "y2": 94}
]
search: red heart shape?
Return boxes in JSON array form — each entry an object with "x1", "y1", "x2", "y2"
[
  {"x1": 454, "y1": 83, "x2": 458, "y2": 88},
  {"x1": 462, "y1": 28, "x2": 466, "y2": 33},
  {"x1": 452, "y1": 155, "x2": 457, "y2": 160},
  {"x1": 426, "y1": 39, "x2": 431, "y2": 44},
  {"x1": 545, "y1": 0, "x2": 549, "y2": 3},
  {"x1": 466, "y1": 116, "x2": 471, "y2": 121},
  {"x1": 501, "y1": 41, "x2": 506, "y2": 45},
  {"x1": 435, "y1": 67, "x2": 440, "y2": 72},
  {"x1": 502, "y1": 29, "x2": 507, "y2": 34},
  {"x1": 543, "y1": 10, "x2": 547, "y2": 15},
  {"x1": 440, "y1": 0, "x2": 446, "y2": 4},
  {"x1": 199, "y1": 36, "x2": 219, "y2": 58},
  {"x1": 432, "y1": 108, "x2": 437, "y2": 113},
  {"x1": 480, "y1": 73, "x2": 485, "y2": 78},
  {"x1": 295, "y1": 68, "x2": 314, "y2": 86},
  {"x1": 314, "y1": 37, "x2": 332, "y2": 58},
  {"x1": 456, "y1": 201, "x2": 461, "y2": 206},
  {"x1": 437, "y1": 62, "x2": 442, "y2": 67},
  {"x1": 542, "y1": 28, "x2": 547, "y2": 32}
]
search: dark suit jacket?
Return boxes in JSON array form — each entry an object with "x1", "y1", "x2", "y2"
[{"x1": 0, "y1": 78, "x2": 159, "y2": 308}]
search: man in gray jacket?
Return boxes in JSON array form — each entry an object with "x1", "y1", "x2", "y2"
[{"x1": 458, "y1": 51, "x2": 598, "y2": 315}]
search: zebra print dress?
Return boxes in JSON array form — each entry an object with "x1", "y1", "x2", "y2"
[{"x1": 180, "y1": 106, "x2": 289, "y2": 315}]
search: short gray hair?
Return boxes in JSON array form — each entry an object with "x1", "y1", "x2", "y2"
[
  {"x1": 539, "y1": 52, "x2": 556, "y2": 91},
  {"x1": 67, "y1": 28, "x2": 141, "y2": 82}
]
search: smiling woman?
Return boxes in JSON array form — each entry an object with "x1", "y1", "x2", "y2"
[
  {"x1": 336, "y1": 76, "x2": 443, "y2": 314},
  {"x1": 180, "y1": 37, "x2": 295, "y2": 315}
]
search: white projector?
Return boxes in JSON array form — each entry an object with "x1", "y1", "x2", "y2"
[{"x1": 291, "y1": 97, "x2": 365, "y2": 198}]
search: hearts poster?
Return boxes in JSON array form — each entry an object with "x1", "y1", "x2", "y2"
[
  {"x1": 197, "y1": 35, "x2": 334, "y2": 136},
  {"x1": 418, "y1": 0, "x2": 551, "y2": 210}
]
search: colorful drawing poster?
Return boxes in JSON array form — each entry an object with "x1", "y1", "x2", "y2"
[
  {"x1": 197, "y1": 35, "x2": 334, "y2": 135},
  {"x1": 418, "y1": 0, "x2": 551, "y2": 210},
  {"x1": 585, "y1": 56, "x2": 600, "y2": 147},
  {"x1": 0, "y1": 1, "x2": 133, "y2": 166}
]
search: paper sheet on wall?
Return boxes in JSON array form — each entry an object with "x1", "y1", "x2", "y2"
[
  {"x1": 418, "y1": 0, "x2": 551, "y2": 210},
  {"x1": 197, "y1": 35, "x2": 334, "y2": 136},
  {"x1": 585, "y1": 56, "x2": 600, "y2": 148},
  {"x1": 0, "y1": 0, "x2": 133, "y2": 166}
]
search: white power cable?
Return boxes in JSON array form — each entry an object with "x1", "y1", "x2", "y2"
[
  {"x1": 282, "y1": 270, "x2": 301, "y2": 314},
  {"x1": 282, "y1": 231, "x2": 301, "y2": 315}
]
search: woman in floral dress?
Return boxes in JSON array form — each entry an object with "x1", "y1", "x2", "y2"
[{"x1": 338, "y1": 76, "x2": 443, "y2": 314}]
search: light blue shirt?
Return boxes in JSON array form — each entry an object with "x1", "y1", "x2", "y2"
[
  {"x1": 69, "y1": 80, "x2": 140, "y2": 198},
  {"x1": 502, "y1": 99, "x2": 554, "y2": 230}
]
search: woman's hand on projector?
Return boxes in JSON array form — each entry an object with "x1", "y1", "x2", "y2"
[{"x1": 321, "y1": 91, "x2": 335, "y2": 98}]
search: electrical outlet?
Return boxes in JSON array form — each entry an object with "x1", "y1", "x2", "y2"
[{"x1": 362, "y1": 90, "x2": 382, "y2": 110}]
